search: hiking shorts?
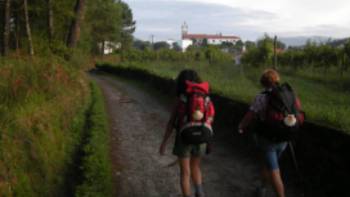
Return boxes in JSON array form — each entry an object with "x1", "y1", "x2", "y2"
[
  {"x1": 256, "y1": 136, "x2": 287, "y2": 170},
  {"x1": 172, "y1": 135, "x2": 207, "y2": 158}
]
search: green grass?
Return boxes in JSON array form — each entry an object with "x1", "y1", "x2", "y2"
[
  {"x1": 0, "y1": 56, "x2": 90, "y2": 196},
  {"x1": 75, "y1": 82, "x2": 112, "y2": 197},
  {"x1": 98, "y1": 60, "x2": 350, "y2": 133}
]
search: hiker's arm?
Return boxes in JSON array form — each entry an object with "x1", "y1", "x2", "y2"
[
  {"x1": 238, "y1": 110, "x2": 255, "y2": 133},
  {"x1": 238, "y1": 94, "x2": 262, "y2": 133},
  {"x1": 159, "y1": 101, "x2": 177, "y2": 155}
]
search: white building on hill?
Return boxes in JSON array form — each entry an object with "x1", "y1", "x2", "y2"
[{"x1": 180, "y1": 22, "x2": 241, "y2": 51}]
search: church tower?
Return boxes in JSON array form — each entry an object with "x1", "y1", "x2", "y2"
[{"x1": 181, "y1": 22, "x2": 188, "y2": 38}]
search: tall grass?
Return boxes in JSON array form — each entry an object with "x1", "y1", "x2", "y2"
[
  {"x1": 0, "y1": 56, "x2": 89, "y2": 196},
  {"x1": 99, "y1": 60, "x2": 350, "y2": 133}
]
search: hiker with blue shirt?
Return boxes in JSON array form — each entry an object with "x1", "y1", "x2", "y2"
[{"x1": 238, "y1": 69, "x2": 304, "y2": 197}]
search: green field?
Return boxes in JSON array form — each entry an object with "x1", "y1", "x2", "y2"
[{"x1": 100, "y1": 60, "x2": 350, "y2": 133}]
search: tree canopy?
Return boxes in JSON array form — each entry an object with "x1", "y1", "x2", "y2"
[{"x1": 1, "y1": 0, "x2": 135, "y2": 56}]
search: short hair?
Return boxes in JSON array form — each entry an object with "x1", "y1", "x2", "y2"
[
  {"x1": 176, "y1": 69, "x2": 202, "y2": 96},
  {"x1": 260, "y1": 69, "x2": 280, "y2": 87}
]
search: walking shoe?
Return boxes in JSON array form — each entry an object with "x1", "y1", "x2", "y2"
[{"x1": 194, "y1": 184, "x2": 204, "y2": 197}]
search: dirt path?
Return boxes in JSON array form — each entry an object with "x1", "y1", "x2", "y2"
[{"x1": 92, "y1": 73, "x2": 301, "y2": 197}]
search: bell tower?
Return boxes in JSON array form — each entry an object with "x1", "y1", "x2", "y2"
[{"x1": 181, "y1": 22, "x2": 188, "y2": 38}]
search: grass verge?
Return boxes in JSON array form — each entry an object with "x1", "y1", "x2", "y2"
[
  {"x1": 0, "y1": 56, "x2": 90, "y2": 196},
  {"x1": 74, "y1": 81, "x2": 112, "y2": 197}
]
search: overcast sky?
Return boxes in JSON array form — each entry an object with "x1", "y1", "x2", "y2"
[{"x1": 123, "y1": 0, "x2": 350, "y2": 41}]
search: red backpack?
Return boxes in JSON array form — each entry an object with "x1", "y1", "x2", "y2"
[{"x1": 176, "y1": 80, "x2": 215, "y2": 144}]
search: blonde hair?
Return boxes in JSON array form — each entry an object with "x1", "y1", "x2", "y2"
[{"x1": 260, "y1": 69, "x2": 280, "y2": 87}]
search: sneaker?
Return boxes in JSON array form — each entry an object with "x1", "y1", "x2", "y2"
[
  {"x1": 255, "y1": 186, "x2": 267, "y2": 197},
  {"x1": 194, "y1": 184, "x2": 205, "y2": 197}
]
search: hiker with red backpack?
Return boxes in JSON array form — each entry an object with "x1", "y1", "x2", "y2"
[
  {"x1": 159, "y1": 69, "x2": 215, "y2": 197},
  {"x1": 238, "y1": 69, "x2": 304, "y2": 197}
]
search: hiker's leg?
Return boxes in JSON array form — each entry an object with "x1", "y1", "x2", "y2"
[
  {"x1": 265, "y1": 142, "x2": 287, "y2": 197},
  {"x1": 190, "y1": 156, "x2": 202, "y2": 185},
  {"x1": 261, "y1": 165, "x2": 270, "y2": 186},
  {"x1": 258, "y1": 145, "x2": 270, "y2": 187},
  {"x1": 179, "y1": 157, "x2": 191, "y2": 197},
  {"x1": 270, "y1": 169, "x2": 285, "y2": 197},
  {"x1": 190, "y1": 156, "x2": 204, "y2": 197}
]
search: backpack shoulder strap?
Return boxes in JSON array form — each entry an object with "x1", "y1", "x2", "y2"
[
  {"x1": 279, "y1": 83, "x2": 298, "y2": 114},
  {"x1": 282, "y1": 82, "x2": 293, "y2": 91}
]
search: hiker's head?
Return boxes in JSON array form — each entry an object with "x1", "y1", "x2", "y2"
[
  {"x1": 260, "y1": 69, "x2": 280, "y2": 88},
  {"x1": 176, "y1": 69, "x2": 202, "y2": 96}
]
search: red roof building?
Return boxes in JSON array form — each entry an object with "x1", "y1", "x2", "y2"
[{"x1": 180, "y1": 22, "x2": 241, "y2": 51}]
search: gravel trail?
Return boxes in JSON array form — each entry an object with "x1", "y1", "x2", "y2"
[{"x1": 92, "y1": 73, "x2": 301, "y2": 197}]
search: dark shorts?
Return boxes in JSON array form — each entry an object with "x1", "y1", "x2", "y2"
[
  {"x1": 172, "y1": 134, "x2": 207, "y2": 158},
  {"x1": 255, "y1": 136, "x2": 287, "y2": 170}
]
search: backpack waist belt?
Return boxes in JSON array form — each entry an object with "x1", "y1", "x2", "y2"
[{"x1": 180, "y1": 122, "x2": 213, "y2": 134}]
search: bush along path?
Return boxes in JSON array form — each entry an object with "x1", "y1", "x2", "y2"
[{"x1": 91, "y1": 71, "x2": 302, "y2": 197}]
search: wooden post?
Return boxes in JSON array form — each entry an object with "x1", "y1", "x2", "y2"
[
  {"x1": 151, "y1": 34, "x2": 155, "y2": 50},
  {"x1": 273, "y1": 35, "x2": 277, "y2": 69}
]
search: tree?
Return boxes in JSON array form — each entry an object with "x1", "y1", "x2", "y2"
[
  {"x1": 172, "y1": 42, "x2": 182, "y2": 52},
  {"x1": 47, "y1": 0, "x2": 54, "y2": 42},
  {"x1": 86, "y1": 0, "x2": 123, "y2": 54},
  {"x1": 119, "y1": 1, "x2": 135, "y2": 50},
  {"x1": 220, "y1": 41, "x2": 234, "y2": 48},
  {"x1": 201, "y1": 38, "x2": 208, "y2": 47},
  {"x1": 133, "y1": 39, "x2": 151, "y2": 51},
  {"x1": 220, "y1": 40, "x2": 244, "y2": 54},
  {"x1": 257, "y1": 35, "x2": 274, "y2": 66},
  {"x1": 1, "y1": 0, "x2": 11, "y2": 56},
  {"x1": 0, "y1": 0, "x2": 135, "y2": 56},
  {"x1": 153, "y1": 41, "x2": 170, "y2": 51},
  {"x1": 235, "y1": 40, "x2": 244, "y2": 51},
  {"x1": 244, "y1": 41, "x2": 256, "y2": 50},
  {"x1": 342, "y1": 39, "x2": 350, "y2": 73},
  {"x1": 67, "y1": 0, "x2": 86, "y2": 48},
  {"x1": 344, "y1": 39, "x2": 350, "y2": 59},
  {"x1": 24, "y1": 0, "x2": 34, "y2": 56}
]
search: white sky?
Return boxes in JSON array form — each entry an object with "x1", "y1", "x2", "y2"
[
  {"x1": 187, "y1": 0, "x2": 350, "y2": 30},
  {"x1": 124, "y1": 0, "x2": 350, "y2": 41}
]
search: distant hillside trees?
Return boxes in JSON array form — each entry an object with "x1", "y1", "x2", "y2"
[
  {"x1": 153, "y1": 41, "x2": 170, "y2": 50},
  {"x1": 219, "y1": 40, "x2": 244, "y2": 54},
  {"x1": 242, "y1": 34, "x2": 350, "y2": 74},
  {"x1": 133, "y1": 39, "x2": 152, "y2": 51}
]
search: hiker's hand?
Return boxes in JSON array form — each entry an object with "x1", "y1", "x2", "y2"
[
  {"x1": 238, "y1": 127, "x2": 244, "y2": 134},
  {"x1": 159, "y1": 143, "x2": 166, "y2": 156}
]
